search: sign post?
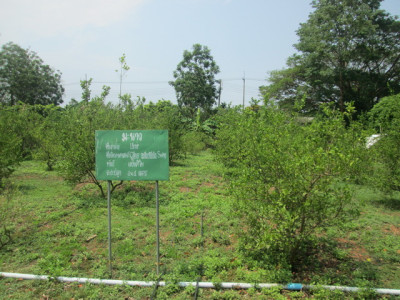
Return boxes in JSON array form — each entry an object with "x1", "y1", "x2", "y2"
[
  {"x1": 155, "y1": 180, "x2": 160, "y2": 275},
  {"x1": 107, "y1": 180, "x2": 112, "y2": 275},
  {"x1": 95, "y1": 130, "x2": 169, "y2": 276}
]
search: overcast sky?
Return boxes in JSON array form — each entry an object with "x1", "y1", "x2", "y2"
[{"x1": 1, "y1": 0, "x2": 399, "y2": 106}]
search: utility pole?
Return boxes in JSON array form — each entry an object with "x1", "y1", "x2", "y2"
[
  {"x1": 242, "y1": 72, "x2": 246, "y2": 110},
  {"x1": 217, "y1": 79, "x2": 222, "y2": 107},
  {"x1": 85, "y1": 74, "x2": 88, "y2": 103}
]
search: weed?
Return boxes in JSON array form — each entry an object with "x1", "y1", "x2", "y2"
[
  {"x1": 211, "y1": 230, "x2": 231, "y2": 245},
  {"x1": 210, "y1": 289, "x2": 242, "y2": 300}
]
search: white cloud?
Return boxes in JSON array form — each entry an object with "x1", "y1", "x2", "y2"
[{"x1": 0, "y1": 0, "x2": 146, "y2": 40}]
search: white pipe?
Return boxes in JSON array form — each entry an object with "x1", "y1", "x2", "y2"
[
  {"x1": 1, "y1": 272, "x2": 400, "y2": 295},
  {"x1": 304, "y1": 284, "x2": 400, "y2": 296}
]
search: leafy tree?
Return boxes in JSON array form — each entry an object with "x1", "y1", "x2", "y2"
[
  {"x1": 169, "y1": 44, "x2": 220, "y2": 119},
  {"x1": 260, "y1": 55, "x2": 313, "y2": 113},
  {"x1": 59, "y1": 80, "x2": 122, "y2": 198},
  {"x1": 0, "y1": 42, "x2": 64, "y2": 106},
  {"x1": 261, "y1": 0, "x2": 400, "y2": 115},
  {"x1": 215, "y1": 105, "x2": 365, "y2": 269}
]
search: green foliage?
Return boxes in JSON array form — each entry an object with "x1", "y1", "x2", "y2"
[
  {"x1": 260, "y1": 286, "x2": 287, "y2": 300},
  {"x1": 0, "y1": 108, "x2": 22, "y2": 188},
  {"x1": 32, "y1": 105, "x2": 63, "y2": 171},
  {"x1": 137, "y1": 100, "x2": 186, "y2": 163},
  {"x1": 0, "y1": 103, "x2": 45, "y2": 186},
  {"x1": 260, "y1": 55, "x2": 313, "y2": 113},
  {"x1": 312, "y1": 286, "x2": 347, "y2": 299},
  {"x1": 0, "y1": 181, "x2": 17, "y2": 249},
  {"x1": 115, "y1": 53, "x2": 130, "y2": 100},
  {"x1": 0, "y1": 42, "x2": 64, "y2": 106},
  {"x1": 180, "y1": 107, "x2": 216, "y2": 155},
  {"x1": 210, "y1": 290, "x2": 241, "y2": 300},
  {"x1": 368, "y1": 93, "x2": 400, "y2": 132},
  {"x1": 182, "y1": 131, "x2": 208, "y2": 155},
  {"x1": 236, "y1": 266, "x2": 291, "y2": 284},
  {"x1": 169, "y1": 44, "x2": 220, "y2": 119},
  {"x1": 58, "y1": 82, "x2": 187, "y2": 197},
  {"x1": 58, "y1": 81, "x2": 123, "y2": 197},
  {"x1": 0, "y1": 152, "x2": 399, "y2": 298},
  {"x1": 261, "y1": 0, "x2": 400, "y2": 115},
  {"x1": 1, "y1": 104, "x2": 43, "y2": 159},
  {"x1": 373, "y1": 132, "x2": 400, "y2": 192},
  {"x1": 215, "y1": 105, "x2": 365, "y2": 268},
  {"x1": 368, "y1": 94, "x2": 400, "y2": 192}
]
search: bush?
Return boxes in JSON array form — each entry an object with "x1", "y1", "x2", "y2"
[
  {"x1": 0, "y1": 107, "x2": 23, "y2": 188},
  {"x1": 182, "y1": 131, "x2": 209, "y2": 155},
  {"x1": 368, "y1": 94, "x2": 400, "y2": 133},
  {"x1": 32, "y1": 105, "x2": 63, "y2": 171},
  {"x1": 215, "y1": 104, "x2": 365, "y2": 269},
  {"x1": 368, "y1": 94, "x2": 400, "y2": 192},
  {"x1": 0, "y1": 180, "x2": 17, "y2": 249},
  {"x1": 58, "y1": 93, "x2": 117, "y2": 198},
  {"x1": 136, "y1": 100, "x2": 186, "y2": 163}
]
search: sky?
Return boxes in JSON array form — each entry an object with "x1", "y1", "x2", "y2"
[{"x1": 1, "y1": 0, "x2": 399, "y2": 107}]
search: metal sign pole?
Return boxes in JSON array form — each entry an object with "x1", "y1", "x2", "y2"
[
  {"x1": 107, "y1": 180, "x2": 112, "y2": 276},
  {"x1": 155, "y1": 180, "x2": 160, "y2": 276},
  {"x1": 95, "y1": 131, "x2": 169, "y2": 277}
]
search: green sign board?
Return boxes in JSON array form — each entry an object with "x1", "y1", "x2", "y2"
[{"x1": 95, "y1": 130, "x2": 169, "y2": 181}]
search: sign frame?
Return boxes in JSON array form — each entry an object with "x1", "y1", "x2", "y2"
[{"x1": 95, "y1": 130, "x2": 169, "y2": 181}]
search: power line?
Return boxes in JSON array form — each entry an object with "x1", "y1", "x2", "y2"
[
  {"x1": 62, "y1": 77, "x2": 265, "y2": 107},
  {"x1": 63, "y1": 78, "x2": 266, "y2": 86}
]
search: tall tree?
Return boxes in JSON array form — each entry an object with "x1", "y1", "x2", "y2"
[
  {"x1": 169, "y1": 44, "x2": 220, "y2": 118},
  {"x1": 260, "y1": 55, "x2": 314, "y2": 112},
  {"x1": 261, "y1": 0, "x2": 400, "y2": 114},
  {"x1": 0, "y1": 42, "x2": 64, "y2": 106}
]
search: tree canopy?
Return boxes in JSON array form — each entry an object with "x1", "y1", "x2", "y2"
[
  {"x1": 0, "y1": 42, "x2": 64, "y2": 106},
  {"x1": 169, "y1": 44, "x2": 220, "y2": 118},
  {"x1": 261, "y1": 0, "x2": 400, "y2": 115}
]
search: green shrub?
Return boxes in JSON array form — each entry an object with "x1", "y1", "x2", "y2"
[
  {"x1": 215, "y1": 104, "x2": 365, "y2": 269},
  {"x1": 182, "y1": 131, "x2": 208, "y2": 155},
  {"x1": 0, "y1": 107, "x2": 23, "y2": 188},
  {"x1": 368, "y1": 94, "x2": 400, "y2": 192}
]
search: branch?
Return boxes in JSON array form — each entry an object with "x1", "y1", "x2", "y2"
[
  {"x1": 110, "y1": 180, "x2": 124, "y2": 194},
  {"x1": 87, "y1": 169, "x2": 105, "y2": 198}
]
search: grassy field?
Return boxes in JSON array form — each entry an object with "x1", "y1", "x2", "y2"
[{"x1": 0, "y1": 150, "x2": 399, "y2": 299}]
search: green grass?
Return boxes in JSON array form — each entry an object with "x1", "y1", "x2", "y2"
[{"x1": 0, "y1": 150, "x2": 400, "y2": 299}]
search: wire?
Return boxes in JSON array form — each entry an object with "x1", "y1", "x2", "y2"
[{"x1": 63, "y1": 78, "x2": 266, "y2": 86}]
